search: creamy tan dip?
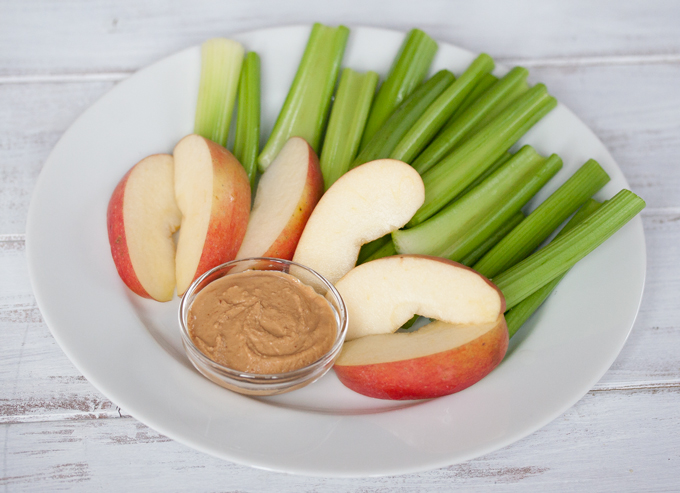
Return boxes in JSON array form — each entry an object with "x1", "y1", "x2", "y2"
[{"x1": 187, "y1": 270, "x2": 336, "y2": 374}]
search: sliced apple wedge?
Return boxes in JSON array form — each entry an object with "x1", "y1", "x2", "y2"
[
  {"x1": 236, "y1": 137, "x2": 323, "y2": 261},
  {"x1": 292, "y1": 159, "x2": 424, "y2": 284},
  {"x1": 335, "y1": 255, "x2": 505, "y2": 341},
  {"x1": 107, "y1": 154, "x2": 181, "y2": 302},
  {"x1": 334, "y1": 316, "x2": 508, "y2": 400},
  {"x1": 174, "y1": 134, "x2": 251, "y2": 295}
]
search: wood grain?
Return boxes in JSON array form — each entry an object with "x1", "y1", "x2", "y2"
[
  {"x1": 2, "y1": 0, "x2": 680, "y2": 77},
  {"x1": 1, "y1": 386, "x2": 679, "y2": 490}
]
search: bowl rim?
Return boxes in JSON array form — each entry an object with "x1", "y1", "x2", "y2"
[{"x1": 177, "y1": 257, "x2": 349, "y2": 382}]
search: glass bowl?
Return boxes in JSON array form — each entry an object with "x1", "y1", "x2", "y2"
[{"x1": 178, "y1": 257, "x2": 348, "y2": 396}]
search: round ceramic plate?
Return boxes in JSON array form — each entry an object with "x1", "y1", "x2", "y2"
[{"x1": 26, "y1": 26, "x2": 646, "y2": 477}]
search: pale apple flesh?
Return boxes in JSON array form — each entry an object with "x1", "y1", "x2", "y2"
[
  {"x1": 174, "y1": 134, "x2": 251, "y2": 295},
  {"x1": 335, "y1": 255, "x2": 505, "y2": 341},
  {"x1": 107, "y1": 154, "x2": 181, "y2": 302},
  {"x1": 334, "y1": 316, "x2": 509, "y2": 400},
  {"x1": 236, "y1": 137, "x2": 323, "y2": 261},
  {"x1": 292, "y1": 159, "x2": 425, "y2": 284}
]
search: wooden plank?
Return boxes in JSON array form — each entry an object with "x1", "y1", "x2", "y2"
[
  {"x1": 0, "y1": 81, "x2": 114, "y2": 234},
  {"x1": 1, "y1": 62, "x2": 679, "y2": 235},
  {"x1": 1, "y1": 385, "x2": 678, "y2": 490},
  {"x1": 1, "y1": 0, "x2": 680, "y2": 77}
]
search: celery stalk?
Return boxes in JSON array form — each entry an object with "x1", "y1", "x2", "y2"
[
  {"x1": 194, "y1": 38, "x2": 245, "y2": 147},
  {"x1": 494, "y1": 189, "x2": 646, "y2": 310},
  {"x1": 457, "y1": 151, "x2": 513, "y2": 198},
  {"x1": 360, "y1": 29, "x2": 438, "y2": 148},
  {"x1": 357, "y1": 236, "x2": 391, "y2": 264},
  {"x1": 258, "y1": 23, "x2": 349, "y2": 171},
  {"x1": 320, "y1": 68, "x2": 379, "y2": 189},
  {"x1": 390, "y1": 53, "x2": 495, "y2": 164},
  {"x1": 459, "y1": 212, "x2": 525, "y2": 266},
  {"x1": 351, "y1": 70, "x2": 455, "y2": 168},
  {"x1": 442, "y1": 155, "x2": 563, "y2": 261},
  {"x1": 411, "y1": 67, "x2": 529, "y2": 174},
  {"x1": 447, "y1": 73, "x2": 498, "y2": 123},
  {"x1": 393, "y1": 146, "x2": 548, "y2": 256},
  {"x1": 474, "y1": 159, "x2": 611, "y2": 278},
  {"x1": 361, "y1": 239, "x2": 397, "y2": 263},
  {"x1": 233, "y1": 52, "x2": 261, "y2": 187},
  {"x1": 409, "y1": 84, "x2": 557, "y2": 226},
  {"x1": 505, "y1": 199, "x2": 602, "y2": 337}
]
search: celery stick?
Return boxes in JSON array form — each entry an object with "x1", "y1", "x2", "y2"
[
  {"x1": 258, "y1": 23, "x2": 349, "y2": 171},
  {"x1": 352, "y1": 70, "x2": 455, "y2": 168},
  {"x1": 393, "y1": 146, "x2": 547, "y2": 256},
  {"x1": 409, "y1": 84, "x2": 557, "y2": 226},
  {"x1": 411, "y1": 67, "x2": 529, "y2": 174},
  {"x1": 474, "y1": 159, "x2": 611, "y2": 278},
  {"x1": 390, "y1": 54, "x2": 495, "y2": 164},
  {"x1": 320, "y1": 69, "x2": 379, "y2": 189},
  {"x1": 357, "y1": 235, "x2": 391, "y2": 264},
  {"x1": 457, "y1": 151, "x2": 513, "y2": 198},
  {"x1": 505, "y1": 199, "x2": 602, "y2": 337},
  {"x1": 447, "y1": 73, "x2": 498, "y2": 123},
  {"x1": 360, "y1": 29, "x2": 438, "y2": 148},
  {"x1": 466, "y1": 79, "x2": 529, "y2": 134},
  {"x1": 234, "y1": 52, "x2": 261, "y2": 187},
  {"x1": 459, "y1": 212, "x2": 525, "y2": 266},
  {"x1": 194, "y1": 38, "x2": 244, "y2": 147},
  {"x1": 442, "y1": 155, "x2": 563, "y2": 261},
  {"x1": 494, "y1": 189, "x2": 646, "y2": 310},
  {"x1": 361, "y1": 239, "x2": 397, "y2": 263}
]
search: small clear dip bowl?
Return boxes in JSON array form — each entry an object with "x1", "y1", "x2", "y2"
[{"x1": 178, "y1": 257, "x2": 348, "y2": 396}]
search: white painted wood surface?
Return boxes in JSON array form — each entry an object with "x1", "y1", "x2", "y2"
[{"x1": 1, "y1": 0, "x2": 679, "y2": 490}]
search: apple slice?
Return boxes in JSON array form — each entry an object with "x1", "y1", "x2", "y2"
[
  {"x1": 334, "y1": 316, "x2": 508, "y2": 400},
  {"x1": 292, "y1": 159, "x2": 424, "y2": 284},
  {"x1": 107, "y1": 154, "x2": 181, "y2": 302},
  {"x1": 236, "y1": 137, "x2": 323, "y2": 261},
  {"x1": 335, "y1": 255, "x2": 505, "y2": 341},
  {"x1": 174, "y1": 134, "x2": 251, "y2": 295}
]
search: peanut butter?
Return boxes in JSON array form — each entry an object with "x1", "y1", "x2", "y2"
[{"x1": 187, "y1": 270, "x2": 336, "y2": 374}]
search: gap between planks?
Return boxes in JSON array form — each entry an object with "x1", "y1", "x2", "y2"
[{"x1": 0, "y1": 54, "x2": 679, "y2": 85}]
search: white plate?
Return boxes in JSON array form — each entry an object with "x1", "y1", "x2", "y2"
[{"x1": 26, "y1": 26, "x2": 646, "y2": 477}]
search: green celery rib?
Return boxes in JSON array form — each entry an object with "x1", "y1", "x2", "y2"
[
  {"x1": 357, "y1": 235, "x2": 392, "y2": 264},
  {"x1": 194, "y1": 38, "x2": 245, "y2": 147},
  {"x1": 494, "y1": 189, "x2": 646, "y2": 310},
  {"x1": 233, "y1": 52, "x2": 261, "y2": 187},
  {"x1": 447, "y1": 73, "x2": 498, "y2": 123},
  {"x1": 505, "y1": 199, "x2": 602, "y2": 337},
  {"x1": 466, "y1": 79, "x2": 529, "y2": 136},
  {"x1": 360, "y1": 29, "x2": 438, "y2": 148},
  {"x1": 459, "y1": 212, "x2": 525, "y2": 266},
  {"x1": 390, "y1": 53, "x2": 495, "y2": 164},
  {"x1": 409, "y1": 84, "x2": 557, "y2": 227},
  {"x1": 257, "y1": 23, "x2": 349, "y2": 171},
  {"x1": 412, "y1": 67, "x2": 529, "y2": 174},
  {"x1": 474, "y1": 159, "x2": 611, "y2": 278},
  {"x1": 361, "y1": 239, "x2": 397, "y2": 263},
  {"x1": 351, "y1": 70, "x2": 455, "y2": 168},
  {"x1": 442, "y1": 155, "x2": 563, "y2": 261},
  {"x1": 320, "y1": 68, "x2": 379, "y2": 189},
  {"x1": 457, "y1": 151, "x2": 513, "y2": 198},
  {"x1": 392, "y1": 146, "x2": 547, "y2": 257}
]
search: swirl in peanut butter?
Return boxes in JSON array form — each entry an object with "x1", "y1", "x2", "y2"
[{"x1": 188, "y1": 270, "x2": 336, "y2": 374}]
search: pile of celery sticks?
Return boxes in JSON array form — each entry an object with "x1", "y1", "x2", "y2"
[{"x1": 193, "y1": 23, "x2": 645, "y2": 338}]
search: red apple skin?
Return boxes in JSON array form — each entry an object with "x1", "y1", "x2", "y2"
[
  {"x1": 191, "y1": 138, "x2": 251, "y2": 284},
  {"x1": 107, "y1": 167, "x2": 150, "y2": 299},
  {"x1": 334, "y1": 317, "x2": 509, "y2": 400},
  {"x1": 262, "y1": 143, "x2": 323, "y2": 260}
]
